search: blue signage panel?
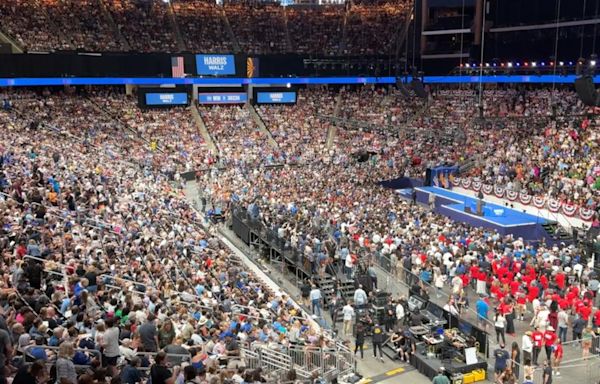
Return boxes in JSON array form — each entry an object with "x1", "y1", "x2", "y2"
[
  {"x1": 196, "y1": 55, "x2": 236, "y2": 75},
  {"x1": 198, "y1": 92, "x2": 247, "y2": 104},
  {"x1": 256, "y1": 91, "x2": 297, "y2": 104},
  {"x1": 145, "y1": 92, "x2": 188, "y2": 105}
]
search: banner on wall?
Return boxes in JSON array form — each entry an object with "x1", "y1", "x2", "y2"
[{"x1": 196, "y1": 54, "x2": 236, "y2": 75}]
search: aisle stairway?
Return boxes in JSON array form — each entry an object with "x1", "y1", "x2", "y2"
[
  {"x1": 167, "y1": 1, "x2": 187, "y2": 51},
  {"x1": 220, "y1": 6, "x2": 242, "y2": 53},
  {"x1": 248, "y1": 104, "x2": 279, "y2": 148},
  {"x1": 99, "y1": 0, "x2": 130, "y2": 50},
  {"x1": 191, "y1": 104, "x2": 218, "y2": 153},
  {"x1": 326, "y1": 91, "x2": 343, "y2": 149},
  {"x1": 282, "y1": 7, "x2": 293, "y2": 53},
  {"x1": 0, "y1": 29, "x2": 23, "y2": 53}
]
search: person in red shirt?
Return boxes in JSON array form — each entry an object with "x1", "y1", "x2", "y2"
[
  {"x1": 543, "y1": 326, "x2": 557, "y2": 361},
  {"x1": 594, "y1": 309, "x2": 600, "y2": 328},
  {"x1": 554, "y1": 272, "x2": 566, "y2": 291},
  {"x1": 527, "y1": 285, "x2": 539, "y2": 304},
  {"x1": 509, "y1": 278, "x2": 520, "y2": 296},
  {"x1": 553, "y1": 339, "x2": 563, "y2": 376},
  {"x1": 531, "y1": 327, "x2": 544, "y2": 365}
]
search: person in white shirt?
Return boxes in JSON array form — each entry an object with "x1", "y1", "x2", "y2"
[
  {"x1": 353, "y1": 285, "x2": 368, "y2": 309},
  {"x1": 342, "y1": 302, "x2": 355, "y2": 336},
  {"x1": 396, "y1": 300, "x2": 405, "y2": 328},
  {"x1": 309, "y1": 286, "x2": 322, "y2": 317},
  {"x1": 521, "y1": 331, "x2": 533, "y2": 364},
  {"x1": 443, "y1": 299, "x2": 459, "y2": 316}
]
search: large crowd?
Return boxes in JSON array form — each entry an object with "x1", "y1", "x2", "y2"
[
  {"x1": 0, "y1": 0, "x2": 411, "y2": 54},
  {"x1": 0, "y1": 88, "x2": 341, "y2": 384},
  {"x1": 0, "y1": 83, "x2": 599, "y2": 384}
]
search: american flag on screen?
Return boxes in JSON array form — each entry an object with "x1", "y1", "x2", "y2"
[{"x1": 171, "y1": 56, "x2": 185, "y2": 78}]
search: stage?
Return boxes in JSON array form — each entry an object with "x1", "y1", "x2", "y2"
[{"x1": 406, "y1": 187, "x2": 551, "y2": 240}]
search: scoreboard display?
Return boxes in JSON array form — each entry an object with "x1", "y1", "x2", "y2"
[
  {"x1": 145, "y1": 92, "x2": 189, "y2": 106},
  {"x1": 256, "y1": 91, "x2": 297, "y2": 104},
  {"x1": 196, "y1": 54, "x2": 236, "y2": 76},
  {"x1": 198, "y1": 92, "x2": 247, "y2": 104}
]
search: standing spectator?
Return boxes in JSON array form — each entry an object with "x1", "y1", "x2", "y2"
[
  {"x1": 494, "y1": 310, "x2": 507, "y2": 345},
  {"x1": 572, "y1": 314, "x2": 586, "y2": 344},
  {"x1": 521, "y1": 331, "x2": 533, "y2": 367},
  {"x1": 543, "y1": 326, "x2": 557, "y2": 361},
  {"x1": 542, "y1": 360, "x2": 552, "y2": 384},
  {"x1": 0, "y1": 326, "x2": 12, "y2": 384},
  {"x1": 476, "y1": 295, "x2": 489, "y2": 330},
  {"x1": 557, "y1": 308, "x2": 568, "y2": 343},
  {"x1": 138, "y1": 314, "x2": 159, "y2": 353},
  {"x1": 372, "y1": 323, "x2": 385, "y2": 362},
  {"x1": 581, "y1": 326, "x2": 594, "y2": 359},
  {"x1": 102, "y1": 317, "x2": 120, "y2": 375},
  {"x1": 396, "y1": 298, "x2": 406, "y2": 328},
  {"x1": 354, "y1": 323, "x2": 365, "y2": 359},
  {"x1": 309, "y1": 285, "x2": 322, "y2": 317},
  {"x1": 531, "y1": 327, "x2": 544, "y2": 366},
  {"x1": 510, "y1": 341, "x2": 521, "y2": 379},
  {"x1": 552, "y1": 339, "x2": 563, "y2": 376},
  {"x1": 342, "y1": 301, "x2": 354, "y2": 336},
  {"x1": 432, "y1": 368, "x2": 450, "y2": 384},
  {"x1": 300, "y1": 280, "x2": 311, "y2": 307},
  {"x1": 56, "y1": 342, "x2": 77, "y2": 384},
  {"x1": 493, "y1": 344, "x2": 510, "y2": 382},
  {"x1": 353, "y1": 285, "x2": 368, "y2": 309},
  {"x1": 150, "y1": 351, "x2": 180, "y2": 384},
  {"x1": 428, "y1": 193, "x2": 436, "y2": 210}
]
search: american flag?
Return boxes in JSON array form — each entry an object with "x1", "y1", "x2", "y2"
[{"x1": 171, "y1": 56, "x2": 185, "y2": 78}]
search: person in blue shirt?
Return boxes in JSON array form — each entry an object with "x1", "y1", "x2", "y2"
[
  {"x1": 476, "y1": 295, "x2": 489, "y2": 329},
  {"x1": 29, "y1": 337, "x2": 49, "y2": 361}
]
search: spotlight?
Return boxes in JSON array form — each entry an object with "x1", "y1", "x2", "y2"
[
  {"x1": 485, "y1": 63, "x2": 490, "y2": 67},
  {"x1": 465, "y1": 63, "x2": 470, "y2": 68},
  {"x1": 569, "y1": 61, "x2": 573, "y2": 66},
  {"x1": 500, "y1": 63, "x2": 505, "y2": 67},
  {"x1": 286, "y1": 82, "x2": 291, "y2": 88},
  {"x1": 524, "y1": 62, "x2": 528, "y2": 67},
  {"x1": 531, "y1": 62, "x2": 537, "y2": 67},
  {"x1": 559, "y1": 61, "x2": 564, "y2": 66},
  {"x1": 507, "y1": 62, "x2": 513, "y2": 68},
  {"x1": 516, "y1": 62, "x2": 521, "y2": 67},
  {"x1": 541, "y1": 62, "x2": 545, "y2": 66},
  {"x1": 590, "y1": 60, "x2": 596, "y2": 67}
]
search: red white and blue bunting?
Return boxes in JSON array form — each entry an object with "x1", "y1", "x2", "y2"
[
  {"x1": 519, "y1": 193, "x2": 532, "y2": 205},
  {"x1": 453, "y1": 178, "x2": 596, "y2": 221},
  {"x1": 533, "y1": 196, "x2": 546, "y2": 209},
  {"x1": 494, "y1": 186, "x2": 505, "y2": 198},
  {"x1": 547, "y1": 199, "x2": 561, "y2": 213},
  {"x1": 505, "y1": 190, "x2": 518, "y2": 201},
  {"x1": 579, "y1": 207, "x2": 595, "y2": 221}
]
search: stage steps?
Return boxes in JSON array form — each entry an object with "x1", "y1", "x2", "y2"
[
  {"x1": 382, "y1": 340, "x2": 399, "y2": 360},
  {"x1": 541, "y1": 222, "x2": 572, "y2": 241},
  {"x1": 313, "y1": 275, "x2": 336, "y2": 304}
]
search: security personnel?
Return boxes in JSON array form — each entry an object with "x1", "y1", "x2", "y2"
[{"x1": 372, "y1": 323, "x2": 386, "y2": 362}]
